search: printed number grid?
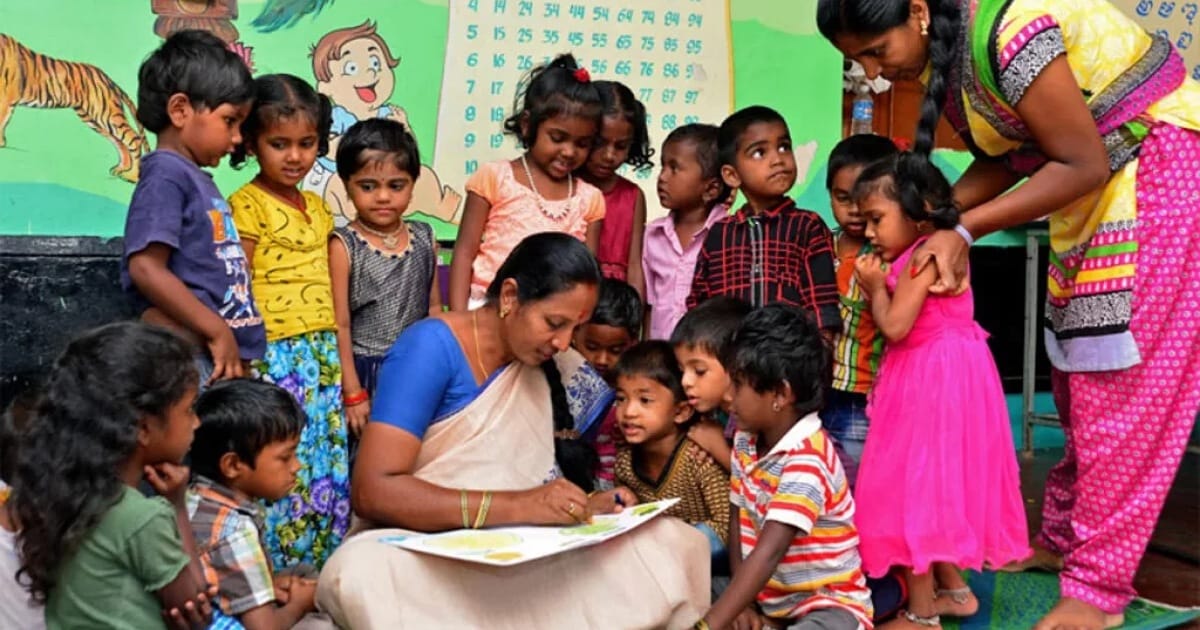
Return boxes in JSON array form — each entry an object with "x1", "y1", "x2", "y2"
[{"x1": 432, "y1": 0, "x2": 734, "y2": 222}]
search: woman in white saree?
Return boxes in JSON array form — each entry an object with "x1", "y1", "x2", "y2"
[{"x1": 317, "y1": 233, "x2": 710, "y2": 629}]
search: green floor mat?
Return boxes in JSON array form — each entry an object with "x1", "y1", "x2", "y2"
[{"x1": 941, "y1": 571, "x2": 1199, "y2": 629}]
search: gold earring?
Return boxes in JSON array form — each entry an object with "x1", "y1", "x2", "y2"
[
  {"x1": 772, "y1": 401, "x2": 780, "y2": 412},
  {"x1": 499, "y1": 306, "x2": 510, "y2": 319},
  {"x1": 921, "y1": 21, "x2": 928, "y2": 36}
]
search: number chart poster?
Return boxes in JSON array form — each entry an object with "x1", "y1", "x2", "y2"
[
  {"x1": 435, "y1": 1, "x2": 733, "y2": 221},
  {"x1": 0, "y1": 0, "x2": 843, "y2": 240}
]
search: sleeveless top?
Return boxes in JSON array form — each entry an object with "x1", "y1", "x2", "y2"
[
  {"x1": 333, "y1": 221, "x2": 436, "y2": 357},
  {"x1": 597, "y1": 176, "x2": 640, "y2": 281}
]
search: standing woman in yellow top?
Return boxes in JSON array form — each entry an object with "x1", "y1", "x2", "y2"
[
  {"x1": 229, "y1": 74, "x2": 349, "y2": 572},
  {"x1": 819, "y1": 0, "x2": 1200, "y2": 628}
]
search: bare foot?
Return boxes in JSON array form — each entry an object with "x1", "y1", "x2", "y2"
[
  {"x1": 994, "y1": 543, "x2": 1063, "y2": 573},
  {"x1": 934, "y1": 588, "x2": 979, "y2": 617},
  {"x1": 1033, "y1": 598, "x2": 1124, "y2": 630},
  {"x1": 931, "y1": 563, "x2": 977, "y2": 617}
]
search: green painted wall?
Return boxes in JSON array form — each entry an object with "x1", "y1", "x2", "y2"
[
  {"x1": 1, "y1": 1, "x2": 451, "y2": 236},
  {"x1": 0, "y1": 0, "x2": 854, "y2": 239}
]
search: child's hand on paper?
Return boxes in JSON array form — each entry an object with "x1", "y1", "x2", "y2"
[{"x1": 588, "y1": 487, "x2": 637, "y2": 515}]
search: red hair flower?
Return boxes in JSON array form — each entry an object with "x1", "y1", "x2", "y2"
[{"x1": 573, "y1": 67, "x2": 591, "y2": 83}]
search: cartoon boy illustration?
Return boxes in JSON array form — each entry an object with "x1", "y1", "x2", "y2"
[{"x1": 306, "y1": 20, "x2": 461, "y2": 223}]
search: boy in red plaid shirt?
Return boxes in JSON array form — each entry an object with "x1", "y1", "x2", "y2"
[{"x1": 687, "y1": 106, "x2": 840, "y2": 334}]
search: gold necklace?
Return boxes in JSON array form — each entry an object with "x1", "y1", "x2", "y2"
[
  {"x1": 520, "y1": 154, "x2": 573, "y2": 220},
  {"x1": 471, "y1": 311, "x2": 490, "y2": 378},
  {"x1": 355, "y1": 220, "x2": 405, "y2": 250}
]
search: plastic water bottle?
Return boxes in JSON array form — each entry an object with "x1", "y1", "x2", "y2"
[{"x1": 850, "y1": 86, "x2": 874, "y2": 135}]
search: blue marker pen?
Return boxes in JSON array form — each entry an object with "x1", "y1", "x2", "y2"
[{"x1": 614, "y1": 493, "x2": 625, "y2": 507}]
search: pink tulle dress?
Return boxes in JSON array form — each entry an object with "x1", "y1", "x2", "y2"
[{"x1": 854, "y1": 238, "x2": 1030, "y2": 577}]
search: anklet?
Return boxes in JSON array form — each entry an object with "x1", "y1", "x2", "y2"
[
  {"x1": 935, "y1": 587, "x2": 972, "y2": 604},
  {"x1": 900, "y1": 610, "x2": 941, "y2": 627}
]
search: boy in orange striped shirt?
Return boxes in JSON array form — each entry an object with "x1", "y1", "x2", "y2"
[
  {"x1": 824, "y1": 136, "x2": 898, "y2": 484},
  {"x1": 694, "y1": 305, "x2": 872, "y2": 630}
]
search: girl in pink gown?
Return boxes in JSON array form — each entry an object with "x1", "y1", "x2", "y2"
[{"x1": 850, "y1": 152, "x2": 1029, "y2": 629}]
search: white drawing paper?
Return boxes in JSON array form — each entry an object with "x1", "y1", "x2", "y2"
[{"x1": 380, "y1": 498, "x2": 680, "y2": 566}]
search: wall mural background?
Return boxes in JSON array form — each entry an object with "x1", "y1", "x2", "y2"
[
  {"x1": 0, "y1": 0, "x2": 872, "y2": 240},
  {"x1": 0, "y1": 1, "x2": 1083, "y2": 421}
]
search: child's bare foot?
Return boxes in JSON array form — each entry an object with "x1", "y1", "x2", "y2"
[
  {"x1": 934, "y1": 587, "x2": 979, "y2": 617},
  {"x1": 1032, "y1": 597, "x2": 1123, "y2": 630},
  {"x1": 931, "y1": 563, "x2": 978, "y2": 617},
  {"x1": 899, "y1": 567, "x2": 943, "y2": 628},
  {"x1": 994, "y1": 543, "x2": 1063, "y2": 573}
]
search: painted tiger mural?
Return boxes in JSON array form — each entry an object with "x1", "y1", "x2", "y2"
[{"x1": 0, "y1": 34, "x2": 147, "y2": 182}]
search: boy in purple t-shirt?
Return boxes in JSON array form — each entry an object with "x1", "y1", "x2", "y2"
[{"x1": 122, "y1": 30, "x2": 264, "y2": 384}]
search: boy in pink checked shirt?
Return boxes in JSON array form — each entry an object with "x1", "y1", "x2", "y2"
[{"x1": 642, "y1": 124, "x2": 728, "y2": 340}]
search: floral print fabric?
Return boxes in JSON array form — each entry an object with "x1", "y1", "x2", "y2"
[{"x1": 253, "y1": 330, "x2": 350, "y2": 570}]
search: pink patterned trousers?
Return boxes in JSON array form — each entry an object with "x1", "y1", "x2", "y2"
[{"x1": 1040, "y1": 124, "x2": 1200, "y2": 614}]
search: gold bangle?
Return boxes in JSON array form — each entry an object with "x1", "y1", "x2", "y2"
[
  {"x1": 460, "y1": 489, "x2": 470, "y2": 529},
  {"x1": 473, "y1": 491, "x2": 493, "y2": 529},
  {"x1": 693, "y1": 620, "x2": 711, "y2": 630}
]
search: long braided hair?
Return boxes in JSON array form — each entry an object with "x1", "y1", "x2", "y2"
[
  {"x1": 816, "y1": 0, "x2": 962, "y2": 156},
  {"x1": 485, "y1": 233, "x2": 602, "y2": 491}
]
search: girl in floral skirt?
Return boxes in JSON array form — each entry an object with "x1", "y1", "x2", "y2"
[{"x1": 229, "y1": 73, "x2": 350, "y2": 570}]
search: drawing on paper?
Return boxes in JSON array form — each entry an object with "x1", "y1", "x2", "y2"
[
  {"x1": 387, "y1": 498, "x2": 680, "y2": 566},
  {"x1": 423, "y1": 530, "x2": 523, "y2": 553}
]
